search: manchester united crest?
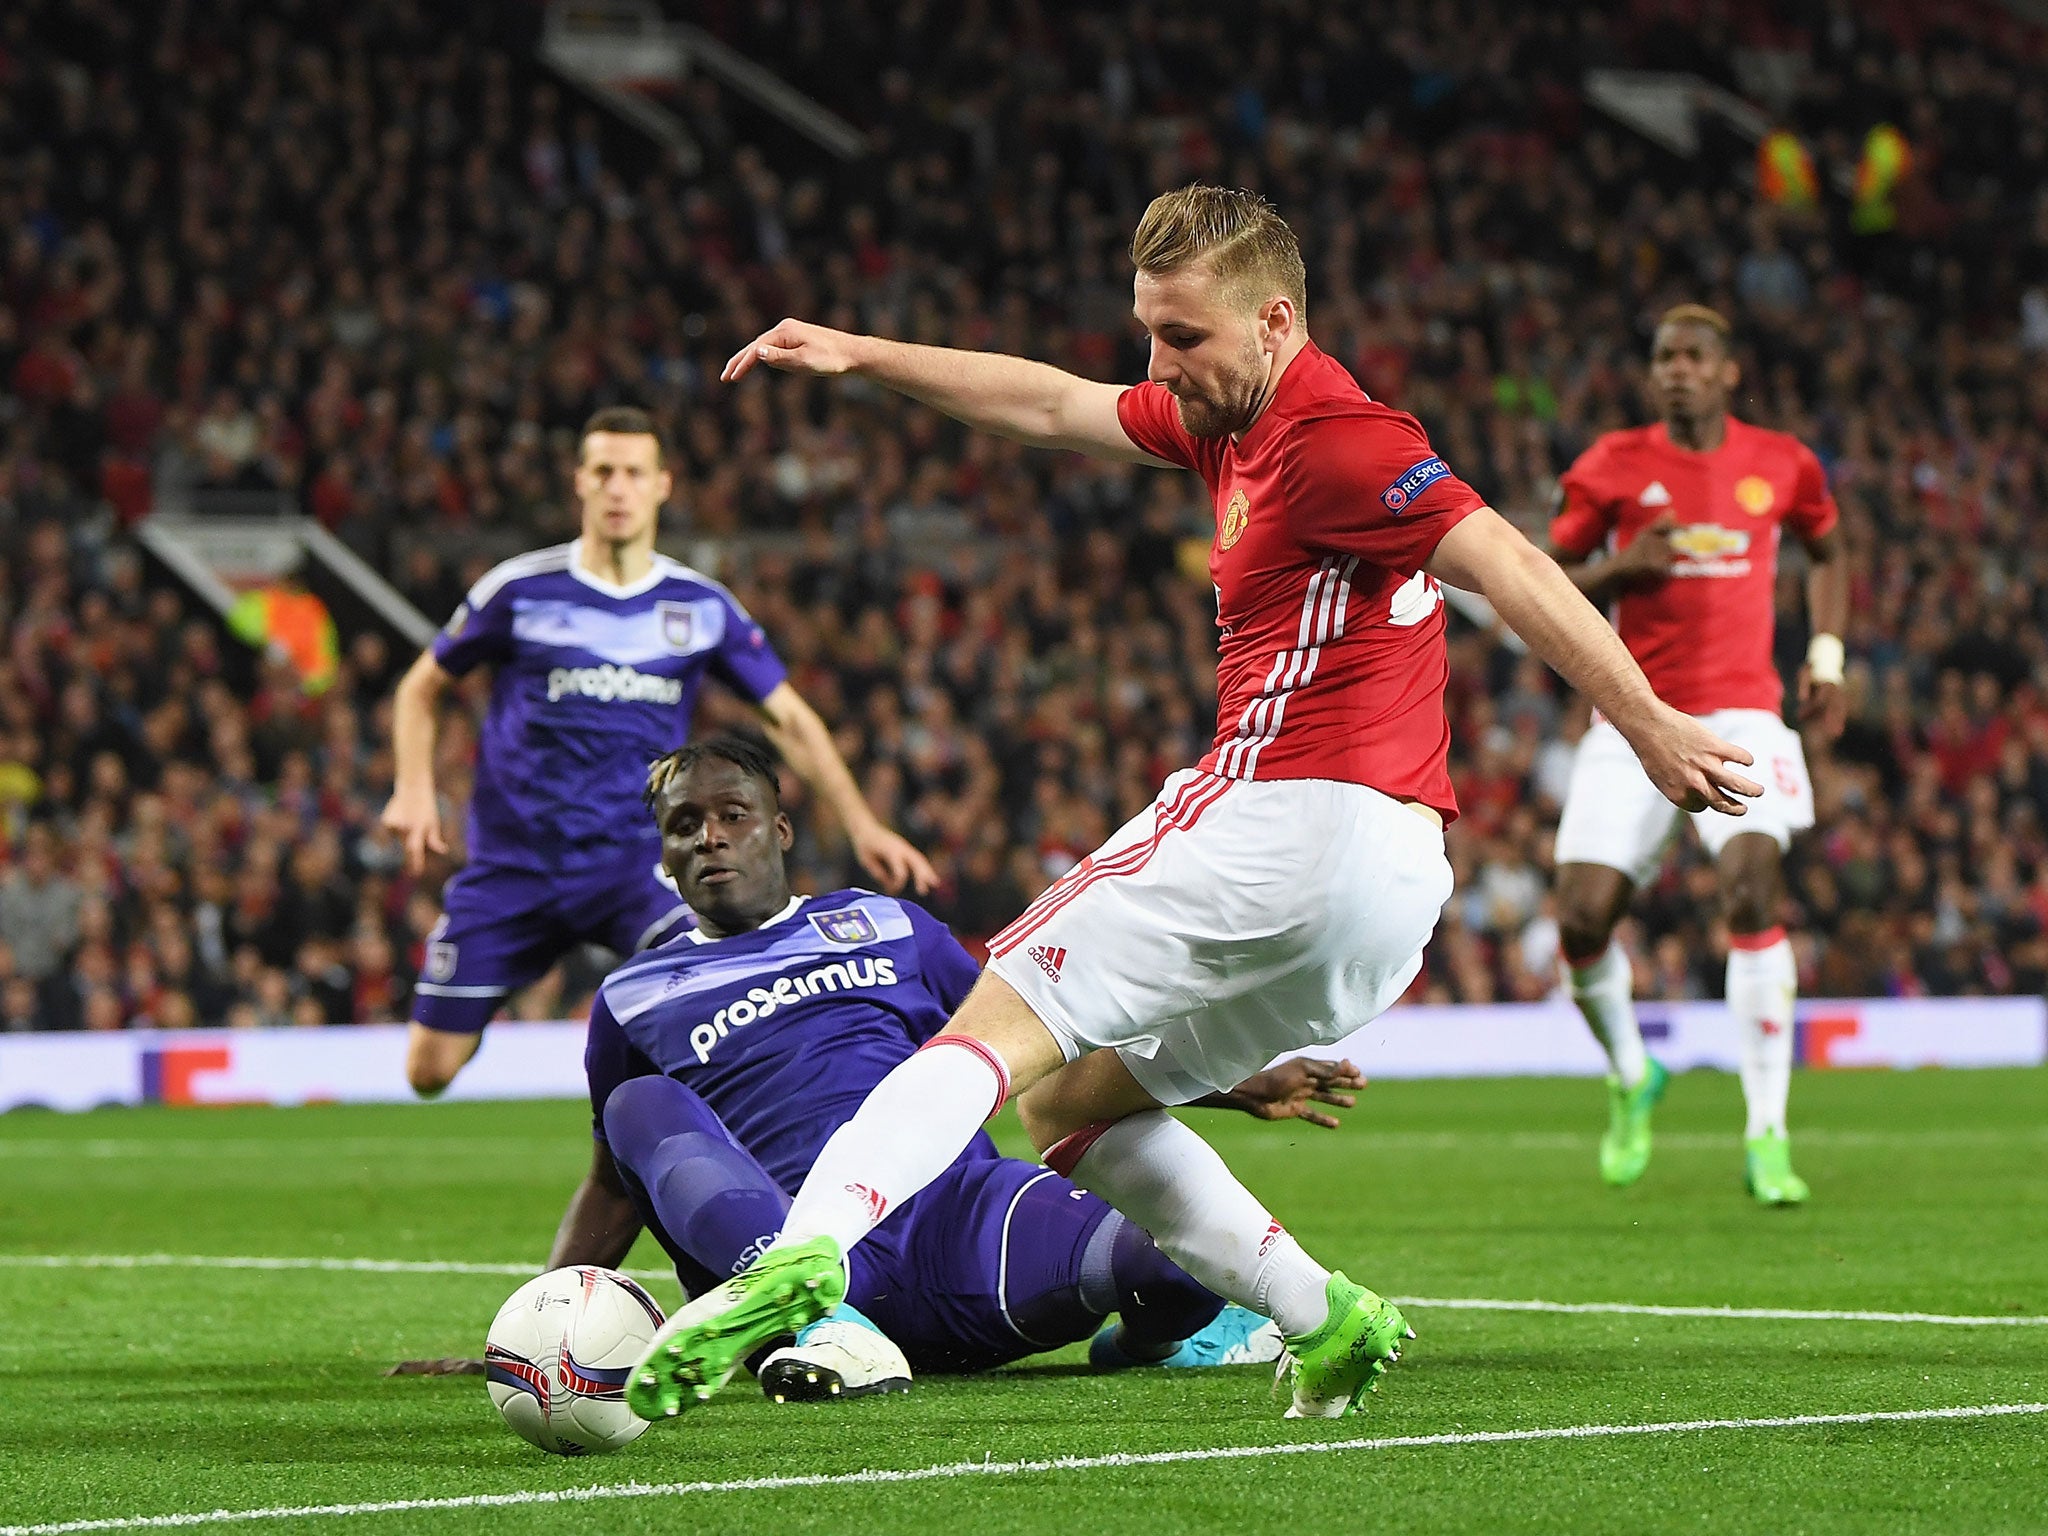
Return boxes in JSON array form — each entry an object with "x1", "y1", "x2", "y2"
[
  {"x1": 1734, "y1": 475, "x2": 1776, "y2": 516},
  {"x1": 1220, "y1": 489, "x2": 1250, "y2": 549}
]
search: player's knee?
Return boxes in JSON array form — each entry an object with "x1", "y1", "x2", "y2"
[
  {"x1": 1557, "y1": 906, "x2": 1618, "y2": 965},
  {"x1": 600, "y1": 1075, "x2": 685, "y2": 1159},
  {"x1": 1719, "y1": 846, "x2": 1783, "y2": 935},
  {"x1": 1555, "y1": 871, "x2": 1627, "y2": 963},
  {"x1": 405, "y1": 1040, "x2": 455, "y2": 1097},
  {"x1": 1014, "y1": 1085, "x2": 1068, "y2": 1155},
  {"x1": 1722, "y1": 874, "x2": 1780, "y2": 936},
  {"x1": 405, "y1": 1023, "x2": 478, "y2": 1097}
]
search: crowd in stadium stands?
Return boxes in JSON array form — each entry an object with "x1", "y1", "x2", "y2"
[{"x1": 5, "y1": 0, "x2": 2048, "y2": 1030}]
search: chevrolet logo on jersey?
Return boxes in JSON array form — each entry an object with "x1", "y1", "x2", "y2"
[{"x1": 1667, "y1": 524, "x2": 1751, "y2": 560}]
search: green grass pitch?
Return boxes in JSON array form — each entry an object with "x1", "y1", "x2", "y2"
[{"x1": 2, "y1": 1068, "x2": 2044, "y2": 1535}]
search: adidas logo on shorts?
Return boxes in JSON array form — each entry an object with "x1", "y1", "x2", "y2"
[{"x1": 1028, "y1": 945, "x2": 1066, "y2": 981}]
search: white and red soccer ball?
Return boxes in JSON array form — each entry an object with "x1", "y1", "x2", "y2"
[{"x1": 486, "y1": 1266, "x2": 666, "y2": 1455}]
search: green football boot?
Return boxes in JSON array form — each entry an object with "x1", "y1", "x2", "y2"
[
  {"x1": 1279, "y1": 1274, "x2": 1413, "y2": 1419},
  {"x1": 1599, "y1": 1058, "x2": 1668, "y2": 1187},
  {"x1": 1744, "y1": 1131, "x2": 1810, "y2": 1206},
  {"x1": 626, "y1": 1236, "x2": 846, "y2": 1421}
]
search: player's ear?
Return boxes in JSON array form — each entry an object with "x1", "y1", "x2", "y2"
[
  {"x1": 775, "y1": 812, "x2": 794, "y2": 851},
  {"x1": 1259, "y1": 295, "x2": 1295, "y2": 353}
]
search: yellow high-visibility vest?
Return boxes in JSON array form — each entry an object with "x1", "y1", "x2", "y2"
[
  {"x1": 1757, "y1": 129, "x2": 1817, "y2": 209},
  {"x1": 1852, "y1": 124, "x2": 1912, "y2": 233}
]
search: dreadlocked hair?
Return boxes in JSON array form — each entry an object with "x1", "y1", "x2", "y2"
[{"x1": 644, "y1": 734, "x2": 784, "y2": 812}]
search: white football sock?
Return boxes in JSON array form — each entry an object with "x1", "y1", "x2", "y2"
[
  {"x1": 1727, "y1": 930, "x2": 1796, "y2": 1139},
  {"x1": 1055, "y1": 1111, "x2": 1332, "y2": 1339},
  {"x1": 775, "y1": 1037, "x2": 1008, "y2": 1255},
  {"x1": 1565, "y1": 942, "x2": 1647, "y2": 1089}
]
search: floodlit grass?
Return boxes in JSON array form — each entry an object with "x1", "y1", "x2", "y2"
[{"x1": 2, "y1": 1067, "x2": 2043, "y2": 1534}]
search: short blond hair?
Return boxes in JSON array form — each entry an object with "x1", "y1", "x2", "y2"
[
  {"x1": 1656, "y1": 303, "x2": 1732, "y2": 348},
  {"x1": 1130, "y1": 184, "x2": 1308, "y2": 320}
]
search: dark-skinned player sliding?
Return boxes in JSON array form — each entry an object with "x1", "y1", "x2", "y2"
[
  {"x1": 1549, "y1": 304, "x2": 1849, "y2": 1204},
  {"x1": 583, "y1": 736, "x2": 1371, "y2": 1402}
]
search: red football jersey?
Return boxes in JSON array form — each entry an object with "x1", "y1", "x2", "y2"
[
  {"x1": 1117, "y1": 342, "x2": 1483, "y2": 819},
  {"x1": 1551, "y1": 418, "x2": 1837, "y2": 716}
]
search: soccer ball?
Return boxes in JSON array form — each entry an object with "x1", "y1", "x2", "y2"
[{"x1": 485, "y1": 1266, "x2": 666, "y2": 1455}]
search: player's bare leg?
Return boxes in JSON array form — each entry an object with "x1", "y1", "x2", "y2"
[
  {"x1": 1718, "y1": 833, "x2": 1808, "y2": 1204},
  {"x1": 1556, "y1": 861, "x2": 1667, "y2": 1186}
]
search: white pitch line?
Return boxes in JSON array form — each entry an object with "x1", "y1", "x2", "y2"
[
  {"x1": 1, "y1": 1402, "x2": 2040, "y2": 1535},
  {"x1": 1388, "y1": 1294, "x2": 2048, "y2": 1327},
  {"x1": 3, "y1": 1255, "x2": 2040, "y2": 1327},
  {"x1": 0, "y1": 1254, "x2": 545, "y2": 1279}
]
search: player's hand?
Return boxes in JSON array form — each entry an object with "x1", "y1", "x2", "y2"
[
  {"x1": 1608, "y1": 516, "x2": 1677, "y2": 588},
  {"x1": 849, "y1": 821, "x2": 939, "y2": 895},
  {"x1": 1626, "y1": 703, "x2": 1763, "y2": 815},
  {"x1": 1797, "y1": 668, "x2": 1847, "y2": 742},
  {"x1": 380, "y1": 785, "x2": 448, "y2": 876},
  {"x1": 721, "y1": 319, "x2": 863, "y2": 383},
  {"x1": 1229, "y1": 1057, "x2": 1367, "y2": 1130}
]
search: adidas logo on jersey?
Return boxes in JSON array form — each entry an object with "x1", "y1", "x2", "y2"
[
  {"x1": 1638, "y1": 481, "x2": 1672, "y2": 507},
  {"x1": 1028, "y1": 945, "x2": 1066, "y2": 981},
  {"x1": 545, "y1": 663, "x2": 684, "y2": 705}
]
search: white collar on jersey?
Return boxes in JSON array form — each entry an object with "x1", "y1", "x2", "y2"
[
  {"x1": 683, "y1": 893, "x2": 806, "y2": 945},
  {"x1": 566, "y1": 538, "x2": 671, "y2": 598}
]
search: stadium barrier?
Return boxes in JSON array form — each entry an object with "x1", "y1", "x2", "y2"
[{"x1": 0, "y1": 997, "x2": 2040, "y2": 1112}]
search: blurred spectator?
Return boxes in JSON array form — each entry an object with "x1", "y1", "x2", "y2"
[{"x1": 0, "y1": 824, "x2": 81, "y2": 983}]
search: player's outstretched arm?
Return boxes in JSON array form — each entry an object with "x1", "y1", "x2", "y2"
[
  {"x1": 755, "y1": 681, "x2": 939, "y2": 894},
  {"x1": 722, "y1": 319, "x2": 1172, "y2": 465},
  {"x1": 1428, "y1": 509, "x2": 1763, "y2": 815},
  {"x1": 381, "y1": 649, "x2": 452, "y2": 875}
]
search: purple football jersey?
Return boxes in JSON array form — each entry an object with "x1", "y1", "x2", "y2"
[
  {"x1": 431, "y1": 541, "x2": 787, "y2": 872},
  {"x1": 585, "y1": 890, "x2": 991, "y2": 1192}
]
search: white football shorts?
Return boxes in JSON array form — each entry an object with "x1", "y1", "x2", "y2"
[
  {"x1": 1553, "y1": 708, "x2": 1814, "y2": 887},
  {"x1": 985, "y1": 769, "x2": 1454, "y2": 1106}
]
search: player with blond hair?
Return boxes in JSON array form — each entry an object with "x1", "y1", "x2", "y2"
[
  {"x1": 626, "y1": 186, "x2": 1761, "y2": 1422},
  {"x1": 1549, "y1": 305, "x2": 1848, "y2": 1204}
]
